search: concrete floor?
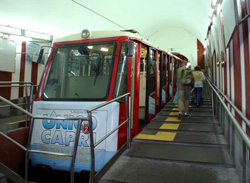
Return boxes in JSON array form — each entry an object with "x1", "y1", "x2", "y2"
[{"x1": 98, "y1": 96, "x2": 241, "y2": 183}]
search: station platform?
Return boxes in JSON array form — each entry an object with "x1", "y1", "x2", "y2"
[{"x1": 99, "y1": 97, "x2": 241, "y2": 183}]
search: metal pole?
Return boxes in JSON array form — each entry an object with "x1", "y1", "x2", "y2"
[
  {"x1": 221, "y1": 106, "x2": 225, "y2": 134},
  {"x1": 242, "y1": 143, "x2": 247, "y2": 183},
  {"x1": 129, "y1": 54, "x2": 135, "y2": 138},
  {"x1": 232, "y1": 122, "x2": 235, "y2": 161},
  {"x1": 0, "y1": 96, "x2": 33, "y2": 117},
  {"x1": 88, "y1": 112, "x2": 95, "y2": 183},
  {"x1": 25, "y1": 117, "x2": 35, "y2": 181},
  {"x1": 25, "y1": 84, "x2": 28, "y2": 127},
  {"x1": 30, "y1": 85, "x2": 34, "y2": 113},
  {"x1": 125, "y1": 95, "x2": 131, "y2": 148},
  {"x1": 211, "y1": 90, "x2": 215, "y2": 116},
  {"x1": 70, "y1": 119, "x2": 82, "y2": 183}
]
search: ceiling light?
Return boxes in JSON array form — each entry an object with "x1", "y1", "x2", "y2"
[
  {"x1": 88, "y1": 46, "x2": 93, "y2": 49},
  {"x1": 209, "y1": 8, "x2": 214, "y2": 17},
  {"x1": 212, "y1": 0, "x2": 217, "y2": 7},
  {"x1": 0, "y1": 25, "x2": 21, "y2": 35},
  {"x1": 25, "y1": 31, "x2": 50, "y2": 40},
  {"x1": 207, "y1": 17, "x2": 212, "y2": 26},
  {"x1": 100, "y1": 47, "x2": 109, "y2": 52},
  {"x1": 9, "y1": 35, "x2": 32, "y2": 43}
]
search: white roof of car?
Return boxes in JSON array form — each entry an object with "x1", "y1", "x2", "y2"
[{"x1": 53, "y1": 30, "x2": 181, "y2": 60}]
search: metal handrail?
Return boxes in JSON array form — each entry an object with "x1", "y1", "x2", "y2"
[
  {"x1": 87, "y1": 93, "x2": 131, "y2": 183},
  {"x1": 206, "y1": 78, "x2": 250, "y2": 148},
  {"x1": 0, "y1": 85, "x2": 38, "y2": 87},
  {"x1": 0, "y1": 81, "x2": 36, "y2": 127},
  {"x1": 0, "y1": 93, "x2": 132, "y2": 183},
  {"x1": 0, "y1": 81, "x2": 33, "y2": 85},
  {"x1": 0, "y1": 102, "x2": 32, "y2": 108},
  {"x1": 0, "y1": 96, "x2": 86, "y2": 183},
  {"x1": 207, "y1": 77, "x2": 250, "y2": 128}
]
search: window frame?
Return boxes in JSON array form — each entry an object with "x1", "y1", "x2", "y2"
[{"x1": 41, "y1": 41, "x2": 117, "y2": 101}]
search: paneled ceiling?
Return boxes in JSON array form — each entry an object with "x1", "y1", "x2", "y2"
[{"x1": 0, "y1": 0, "x2": 211, "y2": 44}]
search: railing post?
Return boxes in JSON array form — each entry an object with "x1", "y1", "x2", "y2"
[
  {"x1": 125, "y1": 95, "x2": 131, "y2": 148},
  {"x1": 25, "y1": 84, "x2": 28, "y2": 127},
  {"x1": 70, "y1": 119, "x2": 83, "y2": 183},
  {"x1": 88, "y1": 112, "x2": 95, "y2": 183},
  {"x1": 30, "y1": 85, "x2": 34, "y2": 113},
  {"x1": 25, "y1": 117, "x2": 35, "y2": 181},
  {"x1": 242, "y1": 143, "x2": 248, "y2": 183},
  {"x1": 211, "y1": 90, "x2": 215, "y2": 116}
]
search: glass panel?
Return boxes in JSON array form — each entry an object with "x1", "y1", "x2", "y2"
[
  {"x1": 42, "y1": 42, "x2": 116, "y2": 100},
  {"x1": 168, "y1": 56, "x2": 173, "y2": 96},
  {"x1": 113, "y1": 42, "x2": 128, "y2": 99},
  {"x1": 149, "y1": 49, "x2": 156, "y2": 94},
  {"x1": 139, "y1": 45, "x2": 147, "y2": 121},
  {"x1": 161, "y1": 54, "x2": 166, "y2": 88}
]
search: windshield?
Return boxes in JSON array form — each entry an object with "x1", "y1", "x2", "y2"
[{"x1": 42, "y1": 42, "x2": 116, "y2": 100}]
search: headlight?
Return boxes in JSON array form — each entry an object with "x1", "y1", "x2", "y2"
[{"x1": 81, "y1": 29, "x2": 90, "y2": 38}]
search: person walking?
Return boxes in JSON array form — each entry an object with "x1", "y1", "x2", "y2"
[
  {"x1": 192, "y1": 66, "x2": 205, "y2": 106},
  {"x1": 176, "y1": 61, "x2": 192, "y2": 119}
]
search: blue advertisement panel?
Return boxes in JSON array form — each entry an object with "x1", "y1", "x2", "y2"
[
  {"x1": 26, "y1": 42, "x2": 41, "y2": 63},
  {"x1": 162, "y1": 89, "x2": 166, "y2": 103},
  {"x1": 149, "y1": 96, "x2": 155, "y2": 115},
  {"x1": 30, "y1": 101, "x2": 119, "y2": 172}
]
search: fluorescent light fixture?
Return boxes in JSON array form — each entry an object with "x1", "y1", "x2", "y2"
[
  {"x1": 209, "y1": 8, "x2": 214, "y2": 17},
  {"x1": 217, "y1": 3, "x2": 222, "y2": 14},
  {"x1": 213, "y1": 15, "x2": 216, "y2": 25},
  {"x1": 88, "y1": 46, "x2": 93, "y2": 49},
  {"x1": 204, "y1": 40, "x2": 207, "y2": 48},
  {"x1": 0, "y1": 25, "x2": 21, "y2": 35},
  {"x1": 207, "y1": 17, "x2": 212, "y2": 26},
  {"x1": 100, "y1": 47, "x2": 109, "y2": 52},
  {"x1": 212, "y1": 0, "x2": 217, "y2": 7},
  {"x1": 25, "y1": 30, "x2": 50, "y2": 40},
  {"x1": 9, "y1": 35, "x2": 32, "y2": 43}
]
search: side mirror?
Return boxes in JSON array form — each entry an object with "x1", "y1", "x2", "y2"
[
  {"x1": 126, "y1": 42, "x2": 135, "y2": 57},
  {"x1": 37, "y1": 48, "x2": 45, "y2": 63}
]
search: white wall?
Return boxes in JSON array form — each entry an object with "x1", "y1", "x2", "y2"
[{"x1": 148, "y1": 27, "x2": 198, "y2": 69}]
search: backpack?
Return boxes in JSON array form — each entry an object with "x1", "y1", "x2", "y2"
[{"x1": 181, "y1": 68, "x2": 194, "y2": 86}]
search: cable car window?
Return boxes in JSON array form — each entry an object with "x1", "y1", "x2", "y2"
[
  {"x1": 42, "y1": 42, "x2": 116, "y2": 100},
  {"x1": 149, "y1": 49, "x2": 156, "y2": 94},
  {"x1": 113, "y1": 42, "x2": 128, "y2": 100},
  {"x1": 161, "y1": 54, "x2": 166, "y2": 88}
]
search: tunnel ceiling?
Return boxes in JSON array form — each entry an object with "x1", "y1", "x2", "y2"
[{"x1": 0, "y1": 0, "x2": 211, "y2": 44}]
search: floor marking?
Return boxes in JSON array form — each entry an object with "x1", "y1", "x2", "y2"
[
  {"x1": 160, "y1": 123, "x2": 180, "y2": 130},
  {"x1": 135, "y1": 105, "x2": 181, "y2": 142},
  {"x1": 135, "y1": 132, "x2": 177, "y2": 141},
  {"x1": 5, "y1": 120, "x2": 26, "y2": 125},
  {"x1": 168, "y1": 112, "x2": 179, "y2": 116},
  {"x1": 165, "y1": 117, "x2": 181, "y2": 122}
]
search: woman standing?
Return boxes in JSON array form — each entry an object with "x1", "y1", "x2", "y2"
[{"x1": 193, "y1": 66, "x2": 205, "y2": 106}]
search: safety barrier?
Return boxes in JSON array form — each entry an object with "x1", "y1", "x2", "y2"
[
  {"x1": 206, "y1": 77, "x2": 250, "y2": 183},
  {"x1": 0, "y1": 92, "x2": 131, "y2": 183}
]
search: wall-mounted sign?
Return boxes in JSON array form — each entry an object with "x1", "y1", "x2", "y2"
[
  {"x1": 0, "y1": 38, "x2": 16, "y2": 72},
  {"x1": 26, "y1": 42, "x2": 41, "y2": 63}
]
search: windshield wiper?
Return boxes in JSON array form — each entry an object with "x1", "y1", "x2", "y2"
[{"x1": 93, "y1": 59, "x2": 100, "y2": 86}]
